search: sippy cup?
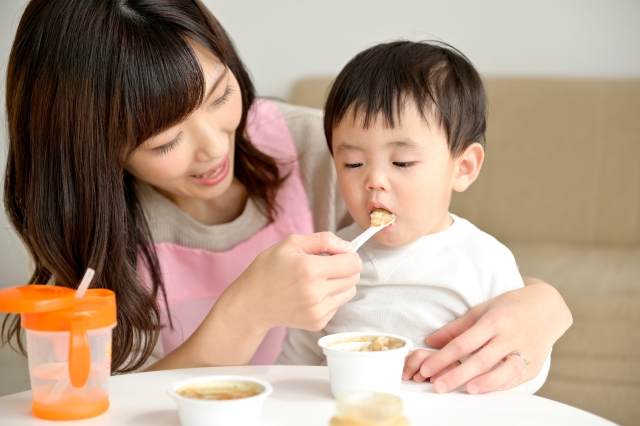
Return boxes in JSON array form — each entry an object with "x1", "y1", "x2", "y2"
[{"x1": 0, "y1": 285, "x2": 116, "y2": 420}]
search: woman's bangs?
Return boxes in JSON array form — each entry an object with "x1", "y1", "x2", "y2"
[{"x1": 122, "y1": 26, "x2": 207, "y2": 148}]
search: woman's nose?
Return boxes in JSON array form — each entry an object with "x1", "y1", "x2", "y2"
[{"x1": 192, "y1": 117, "x2": 226, "y2": 162}]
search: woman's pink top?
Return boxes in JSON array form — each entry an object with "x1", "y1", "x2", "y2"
[{"x1": 143, "y1": 99, "x2": 314, "y2": 364}]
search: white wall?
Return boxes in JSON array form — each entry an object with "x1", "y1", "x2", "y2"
[
  {"x1": 1, "y1": 0, "x2": 639, "y2": 288},
  {"x1": 205, "y1": 0, "x2": 640, "y2": 98},
  {"x1": 1, "y1": 0, "x2": 30, "y2": 288}
]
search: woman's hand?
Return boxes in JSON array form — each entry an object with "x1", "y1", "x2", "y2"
[
  {"x1": 418, "y1": 277, "x2": 572, "y2": 394},
  {"x1": 233, "y1": 232, "x2": 362, "y2": 332},
  {"x1": 148, "y1": 232, "x2": 361, "y2": 371}
]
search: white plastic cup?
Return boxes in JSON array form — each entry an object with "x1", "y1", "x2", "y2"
[
  {"x1": 167, "y1": 375, "x2": 273, "y2": 426},
  {"x1": 318, "y1": 332, "x2": 413, "y2": 397}
]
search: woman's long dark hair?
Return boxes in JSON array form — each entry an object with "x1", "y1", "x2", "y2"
[{"x1": 3, "y1": 0, "x2": 283, "y2": 373}]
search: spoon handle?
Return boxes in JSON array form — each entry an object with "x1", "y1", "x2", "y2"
[{"x1": 349, "y1": 226, "x2": 384, "y2": 253}]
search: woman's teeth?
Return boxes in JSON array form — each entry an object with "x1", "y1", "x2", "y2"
[{"x1": 194, "y1": 166, "x2": 223, "y2": 178}]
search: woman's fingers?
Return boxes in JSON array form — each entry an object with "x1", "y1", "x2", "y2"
[
  {"x1": 429, "y1": 338, "x2": 515, "y2": 393},
  {"x1": 237, "y1": 232, "x2": 363, "y2": 331},
  {"x1": 466, "y1": 354, "x2": 527, "y2": 394},
  {"x1": 425, "y1": 307, "x2": 482, "y2": 349},
  {"x1": 402, "y1": 350, "x2": 432, "y2": 380},
  {"x1": 315, "y1": 252, "x2": 363, "y2": 280},
  {"x1": 428, "y1": 362, "x2": 460, "y2": 383},
  {"x1": 419, "y1": 318, "x2": 493, "y2": 380},
  {"x1": 290, "y1": 232, "x2": 354, "y2": 255}
]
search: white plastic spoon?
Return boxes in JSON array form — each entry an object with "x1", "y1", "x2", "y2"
[{"x1": 349, "y1": 216, "x2": 396, "y2": 253}]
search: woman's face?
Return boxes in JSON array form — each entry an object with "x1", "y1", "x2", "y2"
[{"x1": 127, "y1": 41, "x2": 242, "y2": 203}]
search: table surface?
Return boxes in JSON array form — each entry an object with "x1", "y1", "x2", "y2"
[{"x1": 0, "y1": 365, "x2": 616, "y2": 426}]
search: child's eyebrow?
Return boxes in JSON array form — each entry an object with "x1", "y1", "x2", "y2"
[
  {"x1": 335, "y1": 142, "x2": 363, "y2": 152},
  {"x1": 389, "y1": 139, "x2": 421, "y2": 150}
]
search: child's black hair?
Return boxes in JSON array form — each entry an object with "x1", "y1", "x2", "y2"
[{"x1": 324, "y1": 40, "x2": 486, "y2": 157}]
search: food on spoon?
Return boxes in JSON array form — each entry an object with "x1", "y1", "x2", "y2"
[{"x1": 370, "y1": 208, "x2": 395, "y2": 227}]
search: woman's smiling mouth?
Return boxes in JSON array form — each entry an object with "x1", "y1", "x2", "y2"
[{"x1": 190, "y1": 155, "x2": 230, "y2": 186}]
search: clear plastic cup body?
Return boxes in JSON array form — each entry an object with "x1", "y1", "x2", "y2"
[{"x1": 26, "y1": 325, "x2": 114, "y2": 419}]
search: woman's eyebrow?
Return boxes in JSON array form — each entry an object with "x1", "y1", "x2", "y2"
[{"x1": 203, "y1": 68, "x2": 229, "y2": 102}]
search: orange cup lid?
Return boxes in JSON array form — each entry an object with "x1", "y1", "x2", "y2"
[
  {"x1": 0, "y1": 285, "x2": 75, "y2": 314},
  {"x1": 0, "y1": 285, "x2": 116, "y2": 331}
]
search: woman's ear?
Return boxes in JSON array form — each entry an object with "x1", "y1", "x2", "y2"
[{"x1": 452, "y1": 142, "x2": 484, "y2": 192}]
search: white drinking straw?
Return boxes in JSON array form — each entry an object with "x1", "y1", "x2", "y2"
[{"x1": 75, "y1": 268, "x2": 95, "y2": 298}]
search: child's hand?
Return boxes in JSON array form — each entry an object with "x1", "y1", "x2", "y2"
[{"x1": 403, "y1": 349, "x2": 460, "y2": 383}]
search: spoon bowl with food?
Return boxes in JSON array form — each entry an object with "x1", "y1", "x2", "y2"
[{"x1": 349, "y1": 208, "x2": 396, "y2": 253}]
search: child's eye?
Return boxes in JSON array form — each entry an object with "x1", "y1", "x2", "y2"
[
  {"x1": 154, "y1": 133, "x2": 181, "y2": 156},
  {"x1": 393, "y1": 162, "x2": 415, "y2": 168},
  {"x1": 343, "y1": 163, "x2": 363, "y2": 169},
  {"x1": 212, "y1": 86, "x2": 234, "y2": 107}
]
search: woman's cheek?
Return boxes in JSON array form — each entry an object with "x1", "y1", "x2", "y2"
[{"x1": 143, "y1": 149, "x2": 192, "y2": 182}]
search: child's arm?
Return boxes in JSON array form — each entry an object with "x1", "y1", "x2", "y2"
[{"x1": 276, "y1": 328, "x2": 327, "y2": 366}]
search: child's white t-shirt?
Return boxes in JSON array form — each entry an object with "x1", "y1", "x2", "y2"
[{"x1": 278, "y1": 214, "x2": 551, "y2": 394}]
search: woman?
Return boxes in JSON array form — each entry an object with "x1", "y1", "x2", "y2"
[{"x1": 2, "y1": 0, "x2": 571, "y2": 395}]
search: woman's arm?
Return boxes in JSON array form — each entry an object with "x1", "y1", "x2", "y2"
[
  {"x1": 412, "y1": 276, "x2": 571, "y2": 393},
  {"x1": 146, "y1": 232, "x2": 361, "y2": 371}
]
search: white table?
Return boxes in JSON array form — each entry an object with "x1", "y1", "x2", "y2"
[{"x1": 0, "y1": 365, "x2": 616, "y2": 425}]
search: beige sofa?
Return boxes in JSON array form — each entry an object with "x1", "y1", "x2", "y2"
[{"x1": 290, "y1": 77, "x2": 640, "y2": 426}]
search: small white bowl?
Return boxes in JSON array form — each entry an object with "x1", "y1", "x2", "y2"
[
  {"x1": 318, "y1": 332, "x2": 413, "y2": 397},
  {"x1": 167, "y1": 375, "x2": 273, "y2": 426}
]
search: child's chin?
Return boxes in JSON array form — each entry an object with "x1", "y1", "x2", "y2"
[{"x1": 372, "y1": 231, "x2": 410, "y2": 248}]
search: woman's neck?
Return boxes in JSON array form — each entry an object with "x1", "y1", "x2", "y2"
[{"x1": 157, "y1": 178, "x2": 249, "y2": 226}]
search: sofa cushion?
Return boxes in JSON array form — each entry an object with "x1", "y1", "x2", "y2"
[{"x1": 507, "y1": 241, "x2": 640, "y2": 426}]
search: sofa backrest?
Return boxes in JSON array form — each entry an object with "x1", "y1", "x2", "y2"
[{"x1": 288, "y1": 78, "x2": 640, "y2": 244}]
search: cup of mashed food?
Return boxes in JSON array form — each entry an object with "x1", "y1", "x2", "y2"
[
  {"x1": 318, "y1": 332, "x2": 413, "y2": 397},
  {"x1": 167, "y1": 375, "x2": 273, "y2": 426}
]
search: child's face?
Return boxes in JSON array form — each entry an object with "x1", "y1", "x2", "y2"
[{"x1": 332, "y1": 102, "x2": 466, "y2": 247}]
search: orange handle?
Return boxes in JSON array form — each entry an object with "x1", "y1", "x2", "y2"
[{"x1": 68, "y1": 318, "x2": 90, "y2": 388}]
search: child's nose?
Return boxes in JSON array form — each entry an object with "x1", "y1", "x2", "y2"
[{"x1": 365, "y1": 169, "x2": 390, "y2": 192}]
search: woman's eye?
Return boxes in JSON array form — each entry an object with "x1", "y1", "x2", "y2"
[
  {"x1": 343, "y1": 163, "x2": 363, "y2": 169},
  {"x1": 154, "y1": 134, "x2": 181, "y2": 156},
  {"x1": 393, "y1": 162, "x2": 415, "y2": 168},
  {"x1": 212, "y1": 86, "x2": 234, "y2": 107}
]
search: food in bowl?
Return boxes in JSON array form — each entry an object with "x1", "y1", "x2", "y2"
[
  {"x1": 370, "y1": 208, "x2": 395, "y2": 226},
  {"x1": 176, "y1": 380, "x2": 262, "y2": 400},
  {"x1": 328, "y1": 335, "x2": 405, "y2": 352},
  {"x1": 168, "y1": 375, "x2": 273, "y2": 426}
]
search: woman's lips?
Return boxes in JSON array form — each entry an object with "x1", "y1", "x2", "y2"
[{"x1": 190, "y1": 155, "x2": 230, "y2": 186}]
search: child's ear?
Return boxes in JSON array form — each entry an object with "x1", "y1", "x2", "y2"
[{"x1": 452, "y1": 142, "x2": 484, "y2": 192}]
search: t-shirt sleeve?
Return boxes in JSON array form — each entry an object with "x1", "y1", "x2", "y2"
[
  {"x1": 479, "y1": 237, "x2": 526, "y2": 299},
  {"x1": 272, "y1": 100, "x2": 353, "y2": 233},
  {"x1": 277, "y1": 328, "x2": 327, "y2": 366}
]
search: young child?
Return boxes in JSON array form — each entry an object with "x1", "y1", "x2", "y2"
[{"x1": 278, "y1": 40, "x2": 550, "y2": 393}]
